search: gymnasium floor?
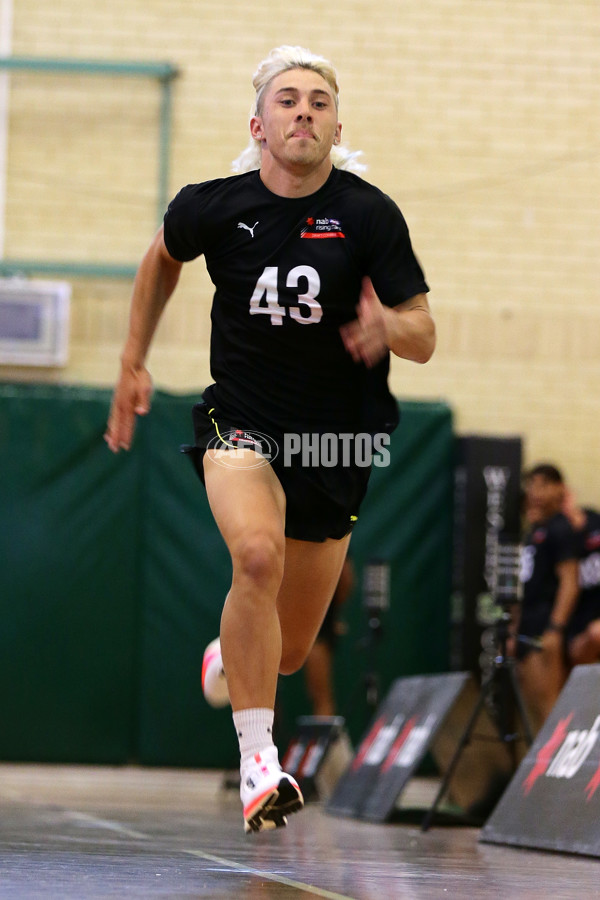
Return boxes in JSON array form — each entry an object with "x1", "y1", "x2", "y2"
[{"x1": 0, "y1": 764, "x2": 597, "y2": 899}]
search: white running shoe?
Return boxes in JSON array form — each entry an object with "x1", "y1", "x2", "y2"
[
  {"x1": 240, "y1": 746, "x2": 304, "y2": 834},
  {"x1": 201, "y1": 638, "x2": 230, "y2": 708}
]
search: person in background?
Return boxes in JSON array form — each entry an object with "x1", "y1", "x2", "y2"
[
  {"x1": 561, "y1": 490, "x2": 600, "y2": 666},
  {"x1": 517, "y1": 464, "x2": 580, "y2": 733}
]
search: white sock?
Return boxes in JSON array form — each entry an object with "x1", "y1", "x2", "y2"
[{"x1": 233, "y1": 708, "x2": 275, "y2": 767}]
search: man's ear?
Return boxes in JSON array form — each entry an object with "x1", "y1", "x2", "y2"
[{"x1": 250, "y1": 116, "x2": 264, "y2": 141}]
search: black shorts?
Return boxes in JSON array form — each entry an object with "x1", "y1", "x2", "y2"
[
  {"x1": 516, "y1": 603, "x2": 565, "y2": 661},
  {"x1": 182, "y1": 401, "x2": 371, "y2": 543},
  {"x1": 516, "y1": 601, "x2": 596, "y2": 662}
]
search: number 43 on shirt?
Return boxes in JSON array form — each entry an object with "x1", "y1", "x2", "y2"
[{"x1": 249, "y1": 265, "x2": 322, "y2": 325}]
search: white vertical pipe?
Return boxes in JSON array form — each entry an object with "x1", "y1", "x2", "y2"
[{"x1": 0, "y1": 0, "x2": 14, "y2": 258}]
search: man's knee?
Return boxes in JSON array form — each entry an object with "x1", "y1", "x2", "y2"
[
  {"x1": 232, "y1": 533, "x2": 284, "y2": 588},
  {"x1": 279, "y1": 643, "x2": 311, "y2": 676}
]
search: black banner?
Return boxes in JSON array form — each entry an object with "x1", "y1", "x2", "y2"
[
  {"x1": 326, "y1": 673, "x2": 469, "y2": 822},
  {"x1": 480, "y1": 664, "x2": 600, "y2": 857},
  {"x1": 281, "y1": 716, "x2": 353, "y2": 801},
  {"x1": 451, "y1": 436, "x2": 522, "y2": 673}
]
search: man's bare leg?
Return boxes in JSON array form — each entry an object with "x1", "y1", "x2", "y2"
[
  {"x1": 569, "y1": 619, "x2": 600, "y2": 665},
  {"x1": 518, "y1": 645, "x2": 567, "y2": 734},
  {"x1": 277, "y1": 535, "x2": 350, "y2": 675},
  {"x1": 203, "y1": 449, "x2": 322, "y2": 833},
  {"x1": 203, "y1": 449, "x2": 286, "y2": 711}
]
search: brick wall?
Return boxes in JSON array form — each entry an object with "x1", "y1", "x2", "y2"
[{"x1": 4, "y1": 0, "x2": 600, "y2": 503}]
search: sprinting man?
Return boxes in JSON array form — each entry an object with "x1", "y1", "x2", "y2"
[{"x1": 105, "y1": 45, "x2": 435, "y2": 832}]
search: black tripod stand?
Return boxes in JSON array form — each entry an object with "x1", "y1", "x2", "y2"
[{"x1": 421, "y1": 545, "x2": 534, "y2": 831}]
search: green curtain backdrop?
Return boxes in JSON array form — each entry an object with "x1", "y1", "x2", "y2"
[
  {"x1": 0, "y1": 384, "x2": 141, "y2": 762},
  {"x1": 0, "y1": 384, "x2": 453, "y2": 765}
]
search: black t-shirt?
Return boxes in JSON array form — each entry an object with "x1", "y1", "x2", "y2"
[
  {"x1": 519, "y1": 512, "x2": 579, "y2": 613},
  {"x1": 163, "y1": 167, "x2": 428, "y2": 437},
  {"x1": 577, "y1": 508, "x2": 600, "y2": 604}
]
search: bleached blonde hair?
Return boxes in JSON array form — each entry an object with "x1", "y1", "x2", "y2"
[{"x1": 231, "y1": 45, "x2": 366, "y2": 175}]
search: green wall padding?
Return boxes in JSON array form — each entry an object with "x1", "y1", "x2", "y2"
[
  {"x1": 0, "y1": 383, "x2": 453, "y2": 765},
  {"x1": 0, "y1": 384, "x2": 141, "y2": 762}
]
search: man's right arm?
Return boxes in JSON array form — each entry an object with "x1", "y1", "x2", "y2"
[
  {"x1": 105, "y1": 226, "x2": 183, "y2": 452},
  {"x1": 547, "y1": 558, "x2": 580, "y2": 632}
]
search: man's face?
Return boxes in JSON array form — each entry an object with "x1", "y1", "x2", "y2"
[
  {"x1": 524, "y1": 474, "x2": 565, "y2": 523},
  {"x1": 250, "y1": 67, "x2": 342, "y2": 172}
]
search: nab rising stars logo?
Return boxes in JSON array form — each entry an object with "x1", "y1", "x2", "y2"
[
  {"x1": 301, "y1": 216, "x2": 345, "y2": 239},
  {"x1": 522, "y1": 712, "x2": 600, "y2": 801},
  {"x1": 350, "y1": 713, "x2": 436, "y2": 773}
]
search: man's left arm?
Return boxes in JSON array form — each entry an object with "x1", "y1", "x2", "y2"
[{"x1": 340, "y1": 277, "x2": 435, "y2": 368}]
